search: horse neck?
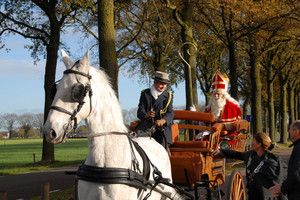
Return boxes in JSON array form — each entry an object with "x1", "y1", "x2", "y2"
[
  {"x1": 85, "y1": 67, "x2": 127, "y2": 134},
  {"x1": 86, "y1": 134, "x2": 132, "y2": 167},
  {"x1": 84, "y1": 68, "x2": 130, "y2": 167}
]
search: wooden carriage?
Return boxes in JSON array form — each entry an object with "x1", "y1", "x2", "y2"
[{"x1": 169, "y1": 110, "x2": 248, "y2": 200}]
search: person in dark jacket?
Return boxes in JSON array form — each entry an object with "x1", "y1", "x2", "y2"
[
  {"x1": 137, "y1": 71, "x2": 174, "y2": 148},
  {"x1": 270, "y1": 120, "x2": 300, "y2": 200},
  {"x1": 212, "y1": 133, "x2": 287, "y2": 200}
]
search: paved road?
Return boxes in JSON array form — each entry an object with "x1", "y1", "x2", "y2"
[
  {"x1": 0, "y1": 149, "x2": 291, "y2": 200},
  {"x1": 0, "y1": 165, "x2": 79, "y2": 200}
]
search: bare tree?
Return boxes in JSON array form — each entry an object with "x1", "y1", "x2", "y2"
[
  {"x1": 122, "y1": 108, "x2": 138, "y2": 127},
  {"x1": 18, "y1": 113, "x2": 34, "y2": 138},
  {"x1": 33, "y1": 113, "x2": 44, "y2": 138},
  {"x1": 0, "y1": 114, "x2": 18, "y2": 139}
]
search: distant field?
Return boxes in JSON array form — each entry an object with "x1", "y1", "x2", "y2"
[{"x1": 0, "y1": 138, "x2": 88, "y2": 176}]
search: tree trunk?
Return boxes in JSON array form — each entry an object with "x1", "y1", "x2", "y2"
[
  {"x1": 183, "y1": 42, "x2": 193, "y2": 110},
  {"x1": 181, "y1": 2, "x2": 198, "y2": 110},
  {"x1": 42, "y1": 30, "x2": 60, "y2": 163},
  {"x1": 228, "y1": 41, "x2": 238, "y2": 99},
  {"x1": 275, "y1": 105, "x2": 280, "y2": 140},
  {"x1": 267, "y1": 66, "x2": 275, "y2": 142},
  {"x1": 242, "y1": 96, "x2": 250, "y2": 119},
  {"x1": 264, "y1": 107, "x2": 268, "y2": 133},
  {"x1": 9, "y1": 130, "x2": 13, "y2": 139},
  {"x1": 275, "y1": 105, "x2": 279, "y2": 139},
  {"x1": 98, "y1": 0, "x2": 119, "y2": 96},
  {"x1": 249, "y1": 49, "x2": 263, "y2": 134},
  {"x1": 279, "y1": 73, "x2": 288, "y2": 144},
  {"x1": 288, "y1": 81, "x2": 295, "y2": 128},
  {"x1": 166, "y1": 0, "x2": 198, "y2": 111},
  {"x1": 296, "y1": 91, "x2": 299, "y2": 120},
  {"x1": 296, "y1": 92, "x2": 300, "y2": 119}
]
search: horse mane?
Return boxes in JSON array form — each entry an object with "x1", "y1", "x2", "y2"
[{"x1": 87, "y1": 66, "x2": 128, "y2": 133}]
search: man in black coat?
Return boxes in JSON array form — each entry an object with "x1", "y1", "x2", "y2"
[
  {"x1": 137, "y1": 71, "x2": 174, "y2": 148},
  {"x1": 270, "y1": 120, "x2": 300, "y2": 200}
]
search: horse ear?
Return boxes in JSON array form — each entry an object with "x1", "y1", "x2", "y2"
[
  {"x1": 81, "y1": 49, "x2": 89, "y2": 66},
  {"x1": 61, "y1": 49, "x2": 74, "y2": 69}
]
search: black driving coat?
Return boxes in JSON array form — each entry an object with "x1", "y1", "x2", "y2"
[
  {"x1": 220, "y1": 149, "x2": 287, "y2": 200},
  {"x1": 137, "y1": 88, "x2": 174, "y2": 144},
  {"x1": 281, "y1": 139, "x2": 300, "y2": 200}
]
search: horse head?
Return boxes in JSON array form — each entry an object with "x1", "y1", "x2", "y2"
[{"x1": 44, "y1": 49, "x2": 93, "y2": 144}]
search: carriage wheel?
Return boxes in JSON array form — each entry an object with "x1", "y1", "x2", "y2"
[
  {"x1": 219, "y1": 140, "x2": 231, "y2": 150},
  {"x1": 227, "y1": 170, "x2": 246, "y2": 200}
]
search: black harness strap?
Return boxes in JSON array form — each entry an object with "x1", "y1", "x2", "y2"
[
  {"x1": 131, "y1": 140, "x2": 150, "y2": 182},
  {"x1": 76, "y1": 138, "x2": 152, "y2": 191},
  {"x1": 76, "y1": 165, "x2": 152, "y2": 190},
  {"x1": 64, "y1": 69, "x2": 92, "y2": 79},
  {"x1": 50, "y1": 106, "x2": 73, "y2": 116}
]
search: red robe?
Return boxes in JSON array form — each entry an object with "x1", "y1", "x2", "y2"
[{"x1": 205, "y1": 99, "x2": 241, "y2": 131}]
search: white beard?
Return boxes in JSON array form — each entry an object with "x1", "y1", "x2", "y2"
[
  {"x1": 208, "y1": 96, "x2": 227, "y2": 120},
  {"x1": 206, "y1": 92, "x2": 240, "y2": 121}
]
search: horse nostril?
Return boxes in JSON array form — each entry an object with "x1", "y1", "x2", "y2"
[{"x1": 50, "y1": 129, "x2": 57, "y2": 139}]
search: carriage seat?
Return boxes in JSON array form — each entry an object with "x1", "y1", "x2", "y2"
[
  {"x1": 220, "y1": 120, "x2": 249, "y2": 136},
  {"x1": 129, "y1": 120, "x2": 141, "y2": 132},
  {"x1": 233, "y1": 120, "x2": 249, "y2": 132},
  {"x1": 171, "y1": 123, "x2": 222, "y2": 150}
]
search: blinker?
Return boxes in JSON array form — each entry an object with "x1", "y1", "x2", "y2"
[
  {"x1": 50, "y1": 82, "x2": 87, "y2": 102},
  {"x1": 72, "y1": 83, "x2": 86, "y2": 102}
]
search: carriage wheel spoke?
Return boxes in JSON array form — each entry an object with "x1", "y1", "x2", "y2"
[{"x1": 228, "y1": 170, "x2": 245, "y2": 200}]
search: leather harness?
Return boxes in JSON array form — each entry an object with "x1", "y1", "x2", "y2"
[
  {"x1": 76, "y1": 138, "x2": 152, "y2": 191},
  {"x1": 75, "y1": 135, "x2": 194, "y2": 200}
]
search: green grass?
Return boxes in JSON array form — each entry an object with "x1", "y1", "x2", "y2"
[
  {"x1": 0, "y1": 138, "x2": 88, "y2": 176},
  {"x1": 274, "y1": 141, "x2": 293, "y2": 150},
  {"x1": 31, "y1": 188, "x2": 75, "y2": 200},
  {"x1": 225, "y1": 163, "x2": 245, "y2": 175}
]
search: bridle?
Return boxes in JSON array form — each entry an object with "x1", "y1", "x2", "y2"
[{"x1": 50, "y1": 61, "x2": 93, "y2": 141}]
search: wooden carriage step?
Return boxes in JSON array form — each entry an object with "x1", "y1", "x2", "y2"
[
  {"x1": 212, "y1": 166, "x2": 224, "y2": 176},
  {"x1": 212, "y1": 159, "x2": 224, "y2": 167}
]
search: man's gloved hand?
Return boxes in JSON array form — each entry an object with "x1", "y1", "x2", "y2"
[
  {"x1": 155, "y1": 119, "x2": 166, "y2": 127},
  {"x1": 145, "y1": 111, "x2": 155, "y2": 120}
]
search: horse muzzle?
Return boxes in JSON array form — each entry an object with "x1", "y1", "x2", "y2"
[{"x1": 44, "y1": 128, "x2": 64, "y2": 144}]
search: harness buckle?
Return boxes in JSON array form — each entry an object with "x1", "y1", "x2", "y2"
[{"x1": 128, "y1": 169, "x2": 134, "y2": 181}]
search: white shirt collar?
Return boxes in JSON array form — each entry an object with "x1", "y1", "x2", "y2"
[{"x1": 150, "y1": 84, "x2": 162, "y2": 100}]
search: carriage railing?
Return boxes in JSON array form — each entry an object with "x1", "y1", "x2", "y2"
[
  {"x1": 169, "y1": 120, "x2": 225, "y2": 187},
  {"x1": 173, "y1": 124, "x2": 212, "y2": 141},
  {"x1": 171, "y1": 123, "x2": 222, "y2": 152}
]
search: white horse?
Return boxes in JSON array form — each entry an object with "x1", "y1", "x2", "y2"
[{"x1": 43, "y1": 50, "x2": 188, "y2": 200}]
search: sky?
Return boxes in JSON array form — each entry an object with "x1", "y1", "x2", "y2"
[{"x1": 0, "y1": 34, "x2": 194, "y2": 116}]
